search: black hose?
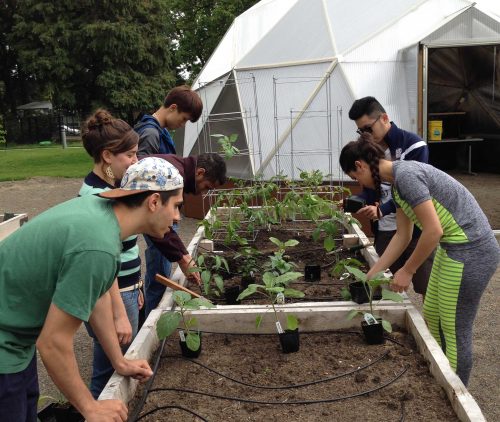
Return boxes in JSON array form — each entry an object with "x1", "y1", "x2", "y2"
[
  {"x1": 147, "y1": 365, "x2": 408, "y2": 406},
  {"x1": 127, "y1": 337, "x2": 168, "y2": 422},
  {"x1": 161, "y1": 350, "x2": 389, "y2": 390},
  {"x1": 135, "y1": 405, "x2": 208, "y2": 422}
]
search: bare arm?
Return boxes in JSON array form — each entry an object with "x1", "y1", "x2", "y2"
[
  {"x1": 367, "y1": 208, "x2": 413, "y2": 279},
  {"x1": 391, "y1": 200, "x2": 442, "y2": 292},
  {"x1": 36, "y1": 303, "x2": 128, "y2": 421}
]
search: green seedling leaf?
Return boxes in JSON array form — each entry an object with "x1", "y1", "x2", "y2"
[
  {"x1": 312, "y1": 228, "x2": 321, "y2": 241},
  {"x1": 346, "y1": 309, "x2": 360, "y2": 321},
  {"x1": 274, "y1": 271, "x2": 303, "y2": 284},
  {"x1": 255, "y1": 314, "x2": 263, "y2": 328},
  {"x1": 283, "y1": 288, "x2": 305, "y2": 298},
  {"x1": 186, "y1": 332, "x2": 201, "y2": 351},
  {"x1": 284, "y1": 239, "x2": 299, "y2": 247},
  {"x1": 190, "y1": 298, "x2": 215, "y2": 309},
  {"x1": 197, "y1": 255, "x2": 205, "y2": 265},
  {"x1": 344, "y1": 265, "x2": 367, "y2": 282},
  {"x1": 173, "y1": 291, "x2": 191, "y2": 306},
  {"x1": 269, "y1": 237, "x2": 281, "y2": 248},
  {"x1": 156, "y1": 312, "x2": 181, "y2": 339},
  {"x1": 185, "y1": 316, "x2": 198, "y2": 329},
  {"x1": 324, "y1": 236, "x2": 335, "y2": 252},
  {"x1": 340, "y1": 287, "x2": 352, "y2": 301},
  {"x1": 287, "y1": 314, "x2": 299, "y2": 331},
  {"x1": 214, "y1": 274, "x2": 225, "y2": 293},
  {"x1": 266, "y1": 287, "x2": 284, "y2": 293},
  {"x1": 381, "y1": 319, "x2": 393, "y2": 333},
  {"x1": 215, "y1": 255, "x2": 221, "y2": 268},
  {"x1": 201, "y1": 270, "x2": 211, "y2": 285},
  {"x1": 381, "y1": 288, "x2": 404, "y2": 303},
  {"x1": 262, "y1": 271, "x2": 275, "y2": 287},
  {"x1": 237, "y1": 284, "x2": 258, "y2": 301}
]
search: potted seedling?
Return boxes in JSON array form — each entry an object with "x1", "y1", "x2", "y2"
[
  {"x1": 330, "y1": 257, "x2": 365, "y2": 302},
  {"x1": 344, "y1": 266, "x2": 403, "y2": 344},
  {"x1": 237, "y1": 237, "x2": 304, "y2": 353},
  {"x1": 234, "y1": 245, "x2": 261, "y2": 288},
  {"x1": 157, "y1": 291, "x2": 215, "y2": 357},
  {"x1": 190, "y1": 253, "x2": 233, "y2": 302},
  {"x1": 212, "y1": 133, "x2": 240, "y2": 159}
]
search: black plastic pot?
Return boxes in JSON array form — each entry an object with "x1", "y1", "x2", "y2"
[
  {"x1": 304, "y1": 264, "x2": 321, "y2": 281},
  {"x1": 361, "y1": 320, "x2": 385, "y2": 345},
  {"x1": 241, "y1": 275, "x2": 256, "y2": 289},
  {"x1": 279, "y1": 329, "x2": 300, "y2": 353},
  {"x1": 179, "y1": 333, "x2": 202, "y2": 358},
  {"x1": 372, "y1": 286, "x2": 382, "y2": 301},
  {"x1": 225, "y1": 285, "x2": 241, "y2": 304},
  {"x1": 38, "y1": 403, "x2": 84, "y2": 422},
  {"x1": 349, "y1": 281, "x2": 369, "y2": 304}
]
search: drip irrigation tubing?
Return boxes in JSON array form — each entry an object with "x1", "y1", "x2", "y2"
[
  {"x1": 147, "y1": 364, "x2": 409, "y2": 406},
  {"x1": 135, "y1": 405, "x2": 208, "y2": 422},
  {"x1": 127, "y1": 337, "x2": 167, "y2": 422},
  {"x1": 161, "y1": 350, "x2": 390, "y2": 390}
]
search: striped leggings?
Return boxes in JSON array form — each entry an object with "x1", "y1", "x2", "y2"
[{"x1": 423, "y1": 235, "x2": 499, "y2": 385}]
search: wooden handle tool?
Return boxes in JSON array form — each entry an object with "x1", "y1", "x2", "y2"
[{"x1": 155, "y1": 274, "x2": 203, "y2": 299}]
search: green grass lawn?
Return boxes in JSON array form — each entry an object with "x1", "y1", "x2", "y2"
[{"x1": 0, "y1": 147, "x2": 92, "y2": 181}]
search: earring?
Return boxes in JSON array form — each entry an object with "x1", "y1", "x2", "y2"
[{"x1": 105, "y1": 165, "x2": 115, "y2": 180}]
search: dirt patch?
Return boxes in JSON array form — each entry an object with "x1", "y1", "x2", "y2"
[{"x1": 132, "y1": 331, "x2": 458, "y2": 422}]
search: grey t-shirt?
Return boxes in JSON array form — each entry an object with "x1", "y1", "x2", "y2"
[{"x1": 392, "y1": 161, "x2": 492, "y2": 248}]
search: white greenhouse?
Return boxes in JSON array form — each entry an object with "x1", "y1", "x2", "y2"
[{"x1": 179, "y1": 0, "x2": 500, "y2": 179}]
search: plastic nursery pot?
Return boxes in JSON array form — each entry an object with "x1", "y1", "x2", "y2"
[
  {"x1": 304, "y1": 264, "x2": 321, "y2": 281},
  {"x1": 225, "y1": 285, "x2": 241, "y2": 304},
  {"x1": 372, "y1": 286, "x2": 382, "y2": 301},
  {"x1": 38, "y1": 402, "x2": 83, "y2": 422},
  {"x1": 279, "y1": 329, "x2": 300, "y2": 354},
  {"x1": 361, "y1": 320, "x2": 385, "y2": 345},
  {"x1": 179, "y1": 333, "x2": 202, "y2": 358},
  {"x1": 241, "y1": 275, "x2": 256, "y2": 289},
  {"x1": 349, "y1": 281, "x2": 369, "y2": 304}
]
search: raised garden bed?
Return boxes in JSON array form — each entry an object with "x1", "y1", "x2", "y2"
[
  {"x1": 100, "y1": 205, "x2": 485, "y2": 421},
  {"x1": 0, "y1": 213, "x2": 28, "y2": 241}
]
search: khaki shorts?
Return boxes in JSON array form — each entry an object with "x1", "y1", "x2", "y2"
[{"x1": 375, "y1": 230, "x2": 434, "y2": 295}]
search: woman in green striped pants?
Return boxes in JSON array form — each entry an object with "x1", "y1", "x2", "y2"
[{"x1": 340, "y1": 138, "x2": 499, "y2": 385}]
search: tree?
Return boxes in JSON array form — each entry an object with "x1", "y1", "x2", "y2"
[
  {"x1": 167, "y1": 0, "x2": 260, "y2": 82},
  {"x1": 8, "y1": 0, "x2": 177, "y2": 117}
]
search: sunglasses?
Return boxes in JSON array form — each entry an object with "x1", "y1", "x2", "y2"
[{"x1": 356, "y1": 115, "x2": 381, "y2": 135}]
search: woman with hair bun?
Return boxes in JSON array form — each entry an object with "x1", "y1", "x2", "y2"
[
  {"x1": 339, "y1": 138, "x2": 499, "y2": 386},
  {"x1": 80, "y1": 109, "x2": 142, "y2": 398}
]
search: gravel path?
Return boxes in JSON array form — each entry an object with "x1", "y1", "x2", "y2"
[{"x1": 0, "y1": 174, "x2": 498, "y2": 421}]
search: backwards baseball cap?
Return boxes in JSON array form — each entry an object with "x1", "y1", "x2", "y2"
[{"x1": 99, "y1": 157, "x2": 184, "y2": 199}]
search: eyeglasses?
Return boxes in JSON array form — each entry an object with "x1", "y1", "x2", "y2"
[{"x1": 356, "y1": 115, "x2": 381, "y2": 135}]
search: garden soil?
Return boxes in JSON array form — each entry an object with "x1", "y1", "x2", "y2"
[{"x1": 0, "y1": 172, "x2": 498, "y2": 421}]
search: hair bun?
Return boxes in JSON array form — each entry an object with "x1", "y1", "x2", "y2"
[{"x1": 85, "y1": 109, "x2": 114, "y2": 131}]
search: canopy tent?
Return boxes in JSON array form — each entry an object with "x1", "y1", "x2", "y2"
[{"x1": 180, "y1": 0, "x2": 500, "y2": 179}]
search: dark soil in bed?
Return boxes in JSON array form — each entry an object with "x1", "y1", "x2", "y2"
[
  {"x1": 131, "y1": 329, "x2": 459, "y2": 421},
  {"x1": 200, "y1": 221, "x2": 369, "y2": 304}
]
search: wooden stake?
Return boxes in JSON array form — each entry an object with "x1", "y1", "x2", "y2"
[{"x1": 155, "y1": 274, "x2": 203, "y2": 299}]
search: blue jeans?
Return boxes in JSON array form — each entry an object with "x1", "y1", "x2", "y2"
[
  {"x1": 86, "y1": 288, "x2": 140, "y2": 399},
  {"x1": 144, "y1": 228, "x2": 175, "y2": 317},
  {"x1": 0, "y1": 354, "x2": 38, "y2": 422}
]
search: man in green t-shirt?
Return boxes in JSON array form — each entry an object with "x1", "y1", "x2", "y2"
[{"x1": 0, "y1": 157, "x2": 184, "y2": 422}]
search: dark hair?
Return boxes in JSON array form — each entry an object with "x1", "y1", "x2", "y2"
[
  {"x1": 339, "y1": 138, "x2": 385, "y2": 199},
  {"x1": 82, "y1": 109, "x2": 138, "y2": 163},
  {"x1": 113, "y1": 189, "x2": 182, "y2": 208},
  {"x1": 164, "y1": 85, "x2": 203, "y2": 122},
  {"x1": 196, "y1": 153, "x2": 227, "y2": 185},
  {"x1": 348, "y1": 96, "x2": 386, "y2": 121}
]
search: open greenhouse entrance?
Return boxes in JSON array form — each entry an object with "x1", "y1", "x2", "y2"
[{"x1": 425, "y1": 43, "x2": 500, "y2": 173}]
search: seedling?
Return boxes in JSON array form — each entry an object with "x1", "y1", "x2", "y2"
[
  {"x1": 190, "y1": 254, "x2": 230, "y2": 297},
  {"x1": 157, "y1": 291, "x2": 215, "y2": 352},
  {"x1": 330, "y1": 257, "x2": 364, "y2": 300},
  {"x1": 212, "y1": 133, "x2": 240, "y2": 159},
  {"x1": 266, "y1": 237, "x2": 299, "y2": 275},
  {"x1": 344, "y1": 266, "x2": 403, "y2": 333}
]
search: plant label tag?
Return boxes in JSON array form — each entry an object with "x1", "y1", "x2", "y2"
[
  {"x1": 364, "y1": 313, "x2": 377, "y2": 325},
  {"x1": 276, "y1": 292, "x2": 285, "y2": 304},
  {"x1": 178, "y1": 330, "x2": 186, "y2": 342},
  {"x1": 275, "y1": 321, "x2": 284, "y2": 334}
]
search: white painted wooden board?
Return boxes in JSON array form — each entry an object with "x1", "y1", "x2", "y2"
[{"x1": 0, "y1": 213, "x2": 28, "y2": 241}]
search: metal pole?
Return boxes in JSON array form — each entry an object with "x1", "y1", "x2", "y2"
[{"x1": 60, "y1": 114, "x2": 67, "y2": 149}]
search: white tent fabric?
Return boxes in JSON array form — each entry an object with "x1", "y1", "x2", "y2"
[{"x1": 184, "y1": 0, "x2": 500, "y2": 179}]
